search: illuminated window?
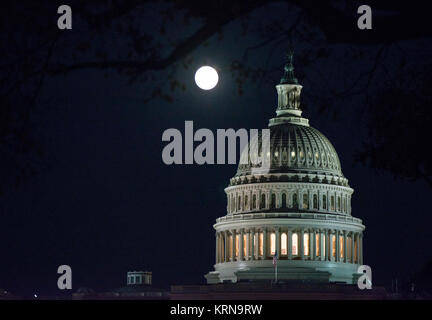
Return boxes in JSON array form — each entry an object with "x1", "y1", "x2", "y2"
[
  {"x1": 347, "y1": 236, "x2": 352, "y2": 262},
  {"x1": 292, "y1": 233, "x2": 298, "y2": 255},
  {"x1": 303, "y1": 193, "x2": 309, "y2": 209},
  {"x1": 291, "y1": 150, "x2": 296, "y2": 159},
  {"x1": 271, "y1": 193, "x2": 276, "y2": 209},
  {"x1": 260, "y1": 194, "x2": 266, "y2": 209},
  {"x1": 299, "y1": 150, "x2": 304, "y2": 160},
  {"x1": 304, "y1": 233, "x2": 309, "y2": 256},
  {"x1": 354, "y1": 238, "x2": 358, "y2": 263},
  {"x1": 323, "y1": 195, "x2": 327, "y2": 210},
  {"x1": 332, "y1": 235, "x2": 336, "y2": 258},
  {"x1": 243, "y1": 234, "x2": 247, "y2": 258},
  {"x1": 315, "y1": 152, "x2": 319, "y2": 160},
  {"x1": 259, "y1": 233, "x2": 264, "y2": 256},
  {"x1": 316, "y1": 233, "x2": 320, "y2": 257},
  {"x1": 228, "y1": 235, "x2": 233, "y2": 260},
  {"x1": 281, "y1": 233, "x2": 287, "y2": 255},
  {"x1": 293, "y1": 194, "x2": 298, "y2": 208},
  {"x1": 235, "y1": 234, "x2": 239, "y2": 257},
  {"x1": 313, "y1": 194, "x2": 318, "y2": 209},
  {"x1": 282, "y1": 193, "x2": 287, "y2": 208},
  {"x1": 339, "y1": 235, "x2": 344, "y2": 259},
  {"x1": 270, "y1": 233, "x2": 276, "y2": 255},
  {"x1": 221, "y1": 236, "x2": 225, "y2": 262},
  {"x1": 331, "y1": 196, "x2": 335, "y2": 211},
  {"x1": 252, "y1": 194, "x2": 256, "y2": 209}
]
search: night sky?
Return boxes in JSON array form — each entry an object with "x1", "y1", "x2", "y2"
[{"x1": 1, "y1": 1, "x2": 432, "y2": 296}]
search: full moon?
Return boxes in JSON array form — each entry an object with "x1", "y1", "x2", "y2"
[{"x1": 194, "y1": 66, "x2": 219, "y2": 90}]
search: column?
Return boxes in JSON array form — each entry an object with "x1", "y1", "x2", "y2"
[
  {"x1": 320, "y1": 230, "x2": 325, "y2": 261},
  {"x1": 231, "y1": 230, "x2": 236, "y2": 262},
  {"x1": 245, "y1": 229, "x2": 250, "y2": 260},
  {"x1": 239, "y1": 229, "x2": 244, "y2": 261},
  {"x1": 351, "y1": 232, "x2": 355, "y2": 263},
  {"x1": 343, "y1": 231, "x2": 347, "y2": 263},
  {"x1": 250, "y1": 229, "x2": 255, "y2": 261},
  {"x1": 263, "y1": 228, "x2": 268, "y2": 259},
  {"x1": 224, "y1": 231, "x2": 228, "y2": 262},
  {"x1": 287, "y1": 228, "x2": 292, "y2": 260},
  {"x1": 276, "y1": 228, "x2": 281, "y2": 258},
  {"x1": 335, "y1": 230, "x2": 340, "y2": 262},
  {"x1": 300, "y1": 229, "x2": 304, "y2": 260},
  {"x1": 327, "y1": 229, "x2": 331, "y2": 261},
  {"x1": 312, "y1": 229, "x2": 316, "y2": 261},
  {"x1": 359, "y1": 233, "x2": 363, "y2": 264}
]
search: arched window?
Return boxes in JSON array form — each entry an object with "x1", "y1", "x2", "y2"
[
  {"x1": 281, "y1": 193, "x2": 287, "y2": 208},
  {"x1": 222, "y1": 236, "x2": 225, "y2": 262},
  {"x1": 303, "y1": 193, "x2": 309, "y2": 209},
  {"x1": 243, "y1": 234, "x2": 247, "y2": 258},
  {"x1": 281, "y1": 233, "x2": 287, "y2": 255},
  {"x1": 347, "y1": 236, "x2": 352, "y2": 262},
  {"x1": 337, "y1": 196, "x2": 341, "y2": 211},
  {"x1": 292, "y1": 233, "x2": 298, "y2": 255},
  {"x1": 343, "y1": 197, "x2": 346, "y2": 212},
  {"x1": 313, "y1": 194, "x2": 318, "y2": 209},
  {"x1": 252, "y1": 194, "x2": 257, "y2": 209},
  {"x1": 331, "y1": 196, "x2": 335, "y2": 211},
  {"x1": 323, "y1": 195, "x2": 327, "y2": 210},
  {"x1": 354, "y1": 236, "x2": 358, "y2": 263},
  {"x1": 270, "y1": 193, "x2": 276, "y2": 209},
  {"x1": 270, "y1": 233, "x2": 276, "y2": 255},
  {"x1": 244, "y1": 195, "x2": 248, "y2": 209},
  {"x1": 259, "y1": 232, "x2": 264, "y2": 256},
  {"x1": 260, "y1": 194, "x2": 266, "y2": 209},
  {"x1": 304, "y1": 233, "x2": 310, "y2": 256},
  {"x1": 332, "y1": 235, "x2": 336, "y2": 258},
  {"x1": 293, "y1": 194, "x2": 298, "y2": 209},
  {"x1": 235, "y1": 234, "x2": 239, "y2": 258},
  {"x1": 237, "y1": 196, "x2": 241, "y2": 211}
]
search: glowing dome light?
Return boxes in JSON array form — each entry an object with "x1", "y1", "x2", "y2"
[{"x1": 194, "y1": 66, "x2": 219, "y2": 90}]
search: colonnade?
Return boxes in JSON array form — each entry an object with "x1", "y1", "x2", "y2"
[
  {"x1": 228, "y1": 189, "x2": 351, "y2": 215},
  {"x1": 215, "y1": 227, "x2": 362, "y2": 265}
]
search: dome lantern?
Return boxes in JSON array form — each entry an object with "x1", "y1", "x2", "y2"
[{"x1": 275, "y1": 51, "x2": 303, "y2": 119}]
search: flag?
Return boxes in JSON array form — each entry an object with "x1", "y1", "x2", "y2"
[{"x1": 272, "y1": 252, "x2": 278, "y2": 267}]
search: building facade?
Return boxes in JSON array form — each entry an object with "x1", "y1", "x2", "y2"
[{"x1": 205, "y1": 55, "x2": 365, "y2": 284}]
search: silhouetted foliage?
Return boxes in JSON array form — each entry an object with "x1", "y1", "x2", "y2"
[{"x1": 2, "y1": 0, "x2": 432, "y2": 192}]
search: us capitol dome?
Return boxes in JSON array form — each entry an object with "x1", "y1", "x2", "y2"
[{"x1": 205, "y1": 54, "x2": 365, "y2": 285}]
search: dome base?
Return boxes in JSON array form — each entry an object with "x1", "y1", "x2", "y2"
[{"x1": 205, "y1": 260, "x2": 361, "y2": 285}]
